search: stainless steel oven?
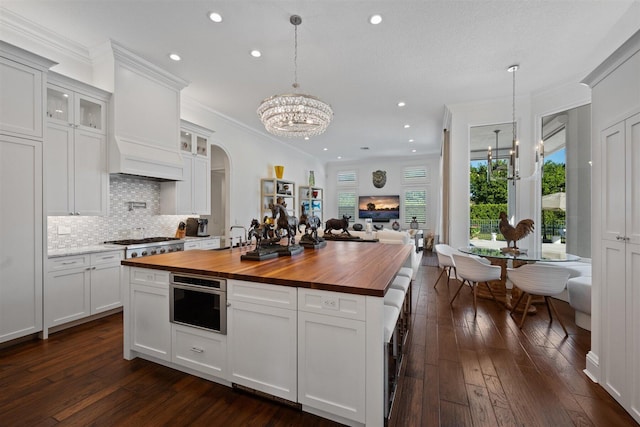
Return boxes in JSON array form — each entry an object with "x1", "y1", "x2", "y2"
[{"x1": 170, "y1": 273, "x2": 227, "y2": 334}]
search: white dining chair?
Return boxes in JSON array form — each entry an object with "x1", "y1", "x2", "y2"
[
  {"x1": 434, "y1": 244, "x2": 458, "y2": 289},
  {"x1": 507, "y1": 264, "x2": 571, "y2": 336},
  {"x1": 450, "y1": 253, "x2": 502, "y2": 316}
]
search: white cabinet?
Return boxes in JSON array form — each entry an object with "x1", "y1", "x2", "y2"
[
  {"x1": 183, "y1": 237, "x2": 221, "y2": 251},
  {"x1": 172, "y1": 324, "x2": 227, "y2": 378},
  {"x1": 0, "y1": 42, "x2": 55, "y2": 139},
  {"x1": 45, "y1": 250, "x2": 123, "y2": 330},
  {"x1": 45, "y1": 75, "x2": 109, "y2": 216},
  {"x1": 129, "y1": 269, "x2": 171, "y2": 361},
  {"x1": 600, "y1": 112, "x2": 640, "y2": 420},
  {"x1": 227, "y1": 280, "x2": 297, "y2": 402},
  {"x1": 297, "y1": 288, "x2": 367, "y2": 423},
  {"x1": 0, "y1": 136, "x2": 44, "y2": 343},
  {"x1": 161, "y1": 120, "x2": 213, "y2": 215}
]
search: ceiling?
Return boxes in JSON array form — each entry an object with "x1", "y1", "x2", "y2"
[{"x1": 1, "y1": 1, "x2": 638, "y2": 164}]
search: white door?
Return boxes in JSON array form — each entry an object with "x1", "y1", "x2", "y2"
[
  {"x1": 626, "y1": 113, "x2": 640, "y2": 246},
  {"x1": 46, "y1": 268, "x2": 90, "y2": 327},
  {"x1": 45, "y1": 122, "x2": 74, "y2": 215},
  {"x1": 130, "y1": 283, "x2": 170, "y2": 361},
  {"x1": 0, "y1": 136, "x2": 43, "y2": 342},
  {"x1": 91, "y1": 263, "x2": 122, "y2": 313},
  {"x1": 601, "y1": 121, "x2": 626, "y2": 242},
  {"x1": 192, "y1": 156, "x2": 210, "y2": 215}
]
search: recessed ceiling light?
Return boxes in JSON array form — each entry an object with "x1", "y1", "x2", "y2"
[
  {"x1": 412, "y1": 149, "x2": 417, "y2": 153},
  {"x1": 323, "y1": 147, "x2": 328, "y2": 151},
  {"x1": 169, "y1": 53, "x2": 181, "y2": 61},
  {"x1": 337, "y1": 156, "x2": 342, "y2": 159},
  {"x1": 304, "y1": 136, "x2": 309, "y2": 140},
  {"x1": 209, "y1": 12, "x2": 223, "y2": 23},
  {"x1": 369, "y1": 14, "x2": 382, "y2": 25},
  {"x1": 409, "y1": 139, "x2": 414, "y2": 143},
  {"x1": 250, "y1": 50, "x2": 261, "y2": 58},
  {"x1": 404, "y1": 124, "x2": 410, "y2": 129},
  {"x1": 397, "y1": 101, "x2": 406, "y2": 107}
]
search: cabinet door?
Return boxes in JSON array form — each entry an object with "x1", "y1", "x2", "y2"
[
  {"x1": 172, "y1": 324, "x2": 226, "y2": 378},
  {"x1": 298, "y1": 311, "x2": 366, "y2": 423},
  {"x1": 130, "y1": 283, "x2": 170, "y2": 361},
  {"x1": 46, "y1": 268, "x2": 91, "y2": 328},
  {"x1": 0, "y1": 57, "x2": 43, "y2": 139},
  {"x1": 192, "y1": 156, "x2": 210, "y2": 215},
  {"x1": 91, "y1": 263, "x2": 122, "y2": 314},
  {"x1": 177, "y1": 156, "x2": 193, "y2": 214},
  {"x1": 601, "y1": 122, "x2": 626, "y2": 242},
  {"x1": 227, "y1": 300, "x2": 297, "y2": 401},
  {"x1": 74, "y1": 129, "x2": 107, "y2": 215},
  {"x1": 629, "y1": 243, "x2": 640, "y2": 422},
  {"x1": 626, "y1": 114, "x2": 640, "y2": 246},
  {"x1": 0, "y1": 136, "x2": 43, "y2": 342},
  {"x1": 45, "y1": 122, "x2": 74, "y2": 215},
  {"x1": 601, "y1": 239, "x2": 627, "y2": 403},
  {"x1": 75, "y1": 93, "x2": 106, "y2": 134},
  {"x1": 183, "y1": 240, "x2": 202, "y2": 251}
]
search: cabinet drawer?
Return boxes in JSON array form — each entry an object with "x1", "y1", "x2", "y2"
[
  {"x1": 129, "y1": 267, "x2": 170, "y2": 288},
  {"x1": 184, "y1": 241, "x2": 201, "y2": 250},
  {"x1": 91, "y1": 250, "x2": 123, "y2": 265},
  {"x1": 201, "y1": 238, "x2": 220, "y2": 250},
  {"x1": 48, "y1": 255, "x2": 90, "y2": 272},
  {"x1": 172, "y1": 324, "x2": 226, "y2": 378},
  {"x1": 228, "y1": 279, "x2": 296, "y2": 309},
  {"x1": 298, "y1": 289, "x2": 366, "y2": 321}
]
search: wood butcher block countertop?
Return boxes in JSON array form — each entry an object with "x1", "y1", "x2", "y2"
[{"x1": 122, "y1": 241, "x2": 412, "y2": 297}]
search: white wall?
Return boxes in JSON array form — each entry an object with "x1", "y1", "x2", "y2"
[{"x1": 324, "y1": 156, "x2": 440, "y2": 234}]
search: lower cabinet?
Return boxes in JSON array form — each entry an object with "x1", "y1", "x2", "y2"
[
  {"x1": 227, "y1": 280, "x2": 297, "y2": 402},
  {"x1": 172, "y1": 324, "x2": 227, "y2": 378},
  {"x1": 183, "y1": 237, "x2": 221, "y2": 251},
  {"x1": 297, "y1": 289, "x2": 367, "y2": 423},
  {"x1": 130, "y1": 280, "x2": 170, "y2": 361},
  {"x1": 46, "y1": 250, "x2": 122, "y2": 330}
]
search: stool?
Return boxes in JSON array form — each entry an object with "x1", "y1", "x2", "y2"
[
  {"x1": 567, "y1": 276, "x2": 591, "y2": 331},
  {"x1": 385, "y1": 288, "x2": 407, "y2": 341},
  {"x1": 391, "y1": 275, "x2": 412, "y2": 315},
  {"x1": 383, "y1": 304, "x2": 401, "y2": 420},
  {"x1": 397, "y1": 267, "x2": 413, "y2": 279}
]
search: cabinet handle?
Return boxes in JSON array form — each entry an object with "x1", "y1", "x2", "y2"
[
  {"x1": 75, "y1": 212, "x2": 80, "y2": 215},
  {"x1": 190, "y1": 347, "x2": 204, "y2": 353},
  {"x1": 68, "y1": 123, "x2": 74, "y2": 127},
  {"x1": 86, "y1": 267, "x2": 92, "y2": 271},
  {"x1": 61, "y1": 261, "x2": 77, "y2": 265},
  {"x1": 101, "y1": 256, "x2": 116, "y2": 260},
  {"x1": 226, "y1": 302, "x2": 231, "y2": 307}
]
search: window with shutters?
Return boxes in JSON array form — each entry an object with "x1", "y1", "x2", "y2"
[
  {"x1": 337, "y1": 191, "x2": 356, "y2": 222},
  {"x1": 404, "y1": 188, "x2": 427, "y2": 226},
  {"x1": 403, "y1": 165, "x2": 429, "y2": 184},
  {"x1": 337, "y1": 170, "x2": 357, "y2": 186}
]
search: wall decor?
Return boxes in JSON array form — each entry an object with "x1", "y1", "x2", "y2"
[{"x1": 372, "y1": 170, "x2": 387, "y2": 188}]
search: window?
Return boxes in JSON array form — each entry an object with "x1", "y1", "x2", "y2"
[
  {"x1": 337, "y1": 191, "x2": 356, "y2": 221},
  {"x1": 403, "y1": 165, "x2": 429, "y2": 184},
  {"x1": 404, "y1": 188, "x2": 427, "y2": 225},
  {"x1": 337, "y1": 170, "x2": 357, "y2": 186}
]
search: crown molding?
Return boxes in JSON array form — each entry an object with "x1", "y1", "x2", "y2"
[{"x1": 0, "y1": 7, "x2": 92, "y2": 66}]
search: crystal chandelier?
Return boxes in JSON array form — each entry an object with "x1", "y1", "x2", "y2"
[
  {"x1": 257, "y1": 15, "x2": 333, "y2": 139},
  {"x1": 487, "y1": 65, "x2": 543, "y2": 183}
]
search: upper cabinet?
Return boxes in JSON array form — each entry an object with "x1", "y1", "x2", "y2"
[
  {"x1": 45, "y1": 73, "x2": 110, "y2": 216},
  {"x1": 0, "y1": 41, "x2": 56, "y2": 140},
  {"x1": 160, "y1": 120, "x2": 213, "y2": 215}
]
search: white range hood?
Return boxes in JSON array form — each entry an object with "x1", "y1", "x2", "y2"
[{"x1": 94, "y1": 40, "x2": 189, "y2": 181}]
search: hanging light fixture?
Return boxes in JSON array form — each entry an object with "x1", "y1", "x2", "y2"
[{"x1": 257, "y1": 15, "x2": 333, "y2": 139}]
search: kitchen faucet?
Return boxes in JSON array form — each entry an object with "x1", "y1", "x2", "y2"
[{"x1": 230, "y1": 225, "x2": 247, "y2": 248}]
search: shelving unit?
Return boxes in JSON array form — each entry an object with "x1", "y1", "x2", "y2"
[
  {"x1": 261, "y1": 179, "x2": 296, "y2": 220},
  {"x1": 298, "y1": 186, "x2": 323, "y2": 224}
]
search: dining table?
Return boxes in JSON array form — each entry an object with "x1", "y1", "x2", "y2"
[{"x1": 458, "y1": 246, "x2": 581, "y2": 311}]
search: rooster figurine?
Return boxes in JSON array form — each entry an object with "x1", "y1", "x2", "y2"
[{"x1": 499, "y1": 211, "x2": 534, "y2": 250}]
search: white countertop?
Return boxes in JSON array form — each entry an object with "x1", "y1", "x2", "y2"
[{"x1": 48, "y1": 244, "x2": 124, "y2": 258}]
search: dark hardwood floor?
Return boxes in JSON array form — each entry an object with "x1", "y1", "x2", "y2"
[{"x1": 1, "y1": 254, "x2": 637, "y2": 426}]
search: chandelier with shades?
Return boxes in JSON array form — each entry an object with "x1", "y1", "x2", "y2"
[
  {"x1": 257, "y1": 15, "x2": 333, "y2": 139},
  {"x1": 487, "y1": 65, "x2": 544, "y2": 183}
]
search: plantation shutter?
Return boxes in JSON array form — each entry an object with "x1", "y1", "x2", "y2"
[
  {"x1": 404, "y1": 188, "x2": 427, "y2": 225},
  {"x1": 337, "y1": 191, "x2": 356, "y2": 222}
]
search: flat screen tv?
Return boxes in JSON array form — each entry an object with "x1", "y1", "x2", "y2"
[{"x1": 358, "y1": 195, "x2": 400, "y2": 221}]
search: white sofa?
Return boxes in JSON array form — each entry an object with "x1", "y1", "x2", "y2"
[{"x1": 347, "y1": 228, "x2": 422, "y2": 279}]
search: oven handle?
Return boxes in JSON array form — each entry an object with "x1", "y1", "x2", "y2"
[{"x1": 170, "y1": 282, "x2": 226, "y2": 296}]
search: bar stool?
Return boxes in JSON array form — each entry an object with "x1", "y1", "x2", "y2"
[
  {"x1": 384, "y1": 288, "x2": 407, "y2": 342},
  {"x1": 383, "y1": 304, "x2": 401, "y2": 419},
  {"x1": 450, "y1": 253, "x2": 502, "y2": 317},
  {"x1": 390, "y1": 275, "x2": 412, "y2": 316},
  {"x1": 397, "y1": 267, "x2": 413, "y2": 279}
]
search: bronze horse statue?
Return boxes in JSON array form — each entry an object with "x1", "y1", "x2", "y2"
[{"x1": 270, "y1": 203, "x2": 298, "y2": 246}]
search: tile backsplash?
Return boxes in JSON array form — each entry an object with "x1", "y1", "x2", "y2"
[{"x1": 47, "y1": 175, "x2": 191, "y2": 250}]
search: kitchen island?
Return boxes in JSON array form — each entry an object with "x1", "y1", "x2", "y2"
[{"x1": 121, "y1": 241, "x2": 412, "y2": 427}]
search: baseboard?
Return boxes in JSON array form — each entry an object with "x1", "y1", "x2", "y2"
[{"x1": 584, "y1": 351, "x2": 599, "y2": 383}]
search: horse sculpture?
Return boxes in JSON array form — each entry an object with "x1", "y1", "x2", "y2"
[
  {"x1": 247, "y1": 218, "x2": 264, "y2": 248},
  {"x1": 305, "y1": 214, "x2": 322, "y2": 241},
  {"x1": 298, "y1": 204, "x2": 308, "y2": 234},
  {"x1": 270, "y1": 203, "x2": 298, "y2": 246}
]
